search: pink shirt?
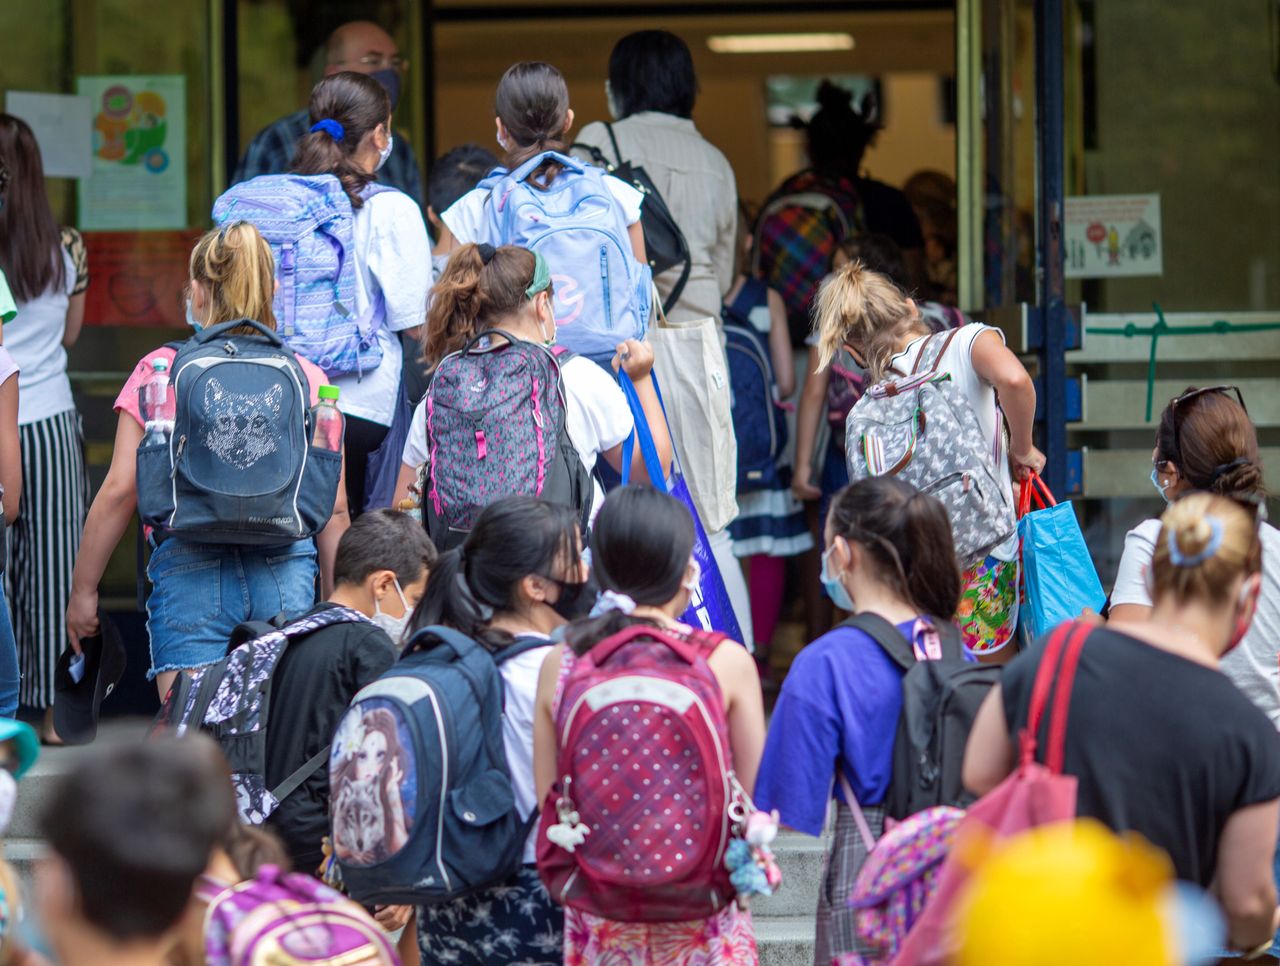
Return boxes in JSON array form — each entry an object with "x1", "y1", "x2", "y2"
[{"x1": 113, "y1": 346, "x2": 327, "y2": 427}]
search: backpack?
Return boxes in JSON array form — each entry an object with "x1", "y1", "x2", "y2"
[
  {"x1": 421, "y1": 331, "x2": 593, "y2": 551},
  {"x1": 844, "y1": 328, "x2": 1015, "y2": 566},
  {"x1": 752, "y1": 171, "x2": 865, "y2": 345},
  {"x1": 135, "y1": 320, "x2": 342, "y2": 546},
  {"x1": 331, "y1": 626, "x2": 546, "y2": 906},
  {"x1": 212, "y1": 174, "x2": 396, "y2": 378},
  {"x1": 478, "y1": 151, "x2": 653, "y2": 364},
  {"x1": 722, "y1": 278, "x2": 788, "y2": 492},
  {"x1": 572, "y1": 124, "x2": 692, "y2": 315},
  {"x1": 199, "y1": 865, "x2": 399, "y2": 965},
  {"x1": 536, "y1": 625, "x2": 743, "y2": 923},
  {"x1": 154, "y1": 606, "x2": 370, "y2": 825}
]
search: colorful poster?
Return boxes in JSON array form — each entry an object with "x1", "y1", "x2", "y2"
[
  {"x1": 1064, "y1": 194, "x2": 1163, "y2": 279},
  {"x1": 77, "y1": 75, "x2": 186, "y2": 230}
]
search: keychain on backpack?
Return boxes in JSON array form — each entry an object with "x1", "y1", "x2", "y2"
[
  {"x1": 546, "y1": 776, "x2": 591, "y2": 853},
  {"x1": 724, "y1": 775, "x2": 782, "y2": 900}
]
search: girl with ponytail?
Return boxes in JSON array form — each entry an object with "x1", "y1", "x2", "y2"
[
  {"x1": 1111, "y1": 385, "x2": 1280, "y2": 724},
  {"x1": 752, "y1": 476, "x2": 962, "y2": 965}
]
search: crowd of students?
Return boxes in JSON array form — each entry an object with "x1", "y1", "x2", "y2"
[{"x1": 0, "y1": 18, "x2": 1277, "y2": 966}]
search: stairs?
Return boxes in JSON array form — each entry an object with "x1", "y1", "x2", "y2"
[{"x1": 8, "y1": 744, "x2": 823, "y2": 966}]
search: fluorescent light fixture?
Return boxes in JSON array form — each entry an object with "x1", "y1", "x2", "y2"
[{"x1": 707, "y1": 33, "x2": 855, "y2": 54}]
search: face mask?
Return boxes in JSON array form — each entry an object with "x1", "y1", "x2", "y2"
[
  {"x1": 376, "y1": 134, "x2": 394, "y2": 172},
  {"x1": 372, "y1": 577, "x2": 411, "y2": 644},
  {"x1": 683, "y1": 558, "x2": 702, "y2": 596},
  {"x1": 1225, "y1": 580, "x2": 1258, "y2": 656},
  {"x1": 605, "y1": 81, "x2": 621, "y2": 121},
  {"x1": 821, "y1": 544, "x2": 856, "y2": 612},
  {"x1": 547, "y1": 578, "x2": 593, "y2": 621},
  {"x1": 1150, "y1": 467, "x2": 1171, "y2": 503},
  {"x1": 185, "y1": 298, "x2": 203, "y2": 331},
  {"x1": 369, "y1": 68, "x2": 401, "y2": 111}
]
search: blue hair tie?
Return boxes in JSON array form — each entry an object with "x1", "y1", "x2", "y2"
[
  {"x1": 310, "y1": 119, "x2": 345, "y2": 142},
  {"x1": 1167, "y1": 516, "x2": 1224, "y2": 568}
]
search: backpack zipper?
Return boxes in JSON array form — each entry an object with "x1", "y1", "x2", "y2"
[{"x1": 599, "y1": 246, "x2": 612, "y2": 326}]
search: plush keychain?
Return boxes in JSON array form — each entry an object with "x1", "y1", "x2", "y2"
[
  {"x1": 725, "y1": 807, "x2": 783, "y2": 898},
  {"x1": 546, "y1": 782, "x2": 591, "y2": 853}
]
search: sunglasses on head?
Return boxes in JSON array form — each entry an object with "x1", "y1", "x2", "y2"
[{"x1": 1167, "y1": 385, "x2": 1248, "y2": 463}]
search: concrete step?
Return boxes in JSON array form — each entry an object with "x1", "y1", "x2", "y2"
[
  {"x1": 753, "y1": 830, "x2": 826, "y2": 920},
  {"x1": 756, "y1": 915, "x2": 816, "y2": 966}
]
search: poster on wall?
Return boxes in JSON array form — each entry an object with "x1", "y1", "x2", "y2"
[
  {"x1": 1064, "y1": 193, "x2": 1163, "y2": 279},
  {"x1": 76, "y1": 75, "x2": 185, "y2": 230}
]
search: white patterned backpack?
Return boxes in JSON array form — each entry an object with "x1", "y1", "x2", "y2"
[{"x1": 844, "y1": 328, "x2": 1015, "y2": 565}]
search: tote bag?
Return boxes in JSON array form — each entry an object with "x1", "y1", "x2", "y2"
[
  {"x1": 646, "y1": 298, "x2": 738, "y2": 534},
  {"x1": 618, "y1": 372, "x2": 744, "y2": 643},
  {"x1": 1017, "y1": 474, "x2": 1106, "y2": 640},
  {"x1": 890, "y1": 621, "x2": 1090, "y2": 966}
]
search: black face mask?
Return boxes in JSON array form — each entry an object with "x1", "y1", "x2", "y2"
[{"x1": 545, "y1": 576, "x2": 594, "y2": 622}]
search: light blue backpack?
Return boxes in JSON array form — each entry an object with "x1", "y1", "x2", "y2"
[
  {"x1": 479, "y1": 152, "x2": 652, "y2": 364},
  {"x1": 212, "y1": 174, "x2": 395, "y2": 378}
]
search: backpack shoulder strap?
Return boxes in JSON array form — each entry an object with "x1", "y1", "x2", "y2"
[
  {"x1": 684, "y1": 629, "x2": 729, "y2": 657},
  {"x1": 604, "y1": 123, "x2": 625, "y2": 167},
  {"x1": 492, "y1": 635, "x2": 552, "y2": 666},
  {"x1": 840, "y1": 613, "x2": 916, "y2": 672},
  {"x1": 910, "y1": 326, "x2": 965, "y2": 377},
  {"x1": 268, "y1": 747, "x2": 329, "y2": 807},
  {"x1": 723, "y1": 280, "x2": 762, "y2": 327}
]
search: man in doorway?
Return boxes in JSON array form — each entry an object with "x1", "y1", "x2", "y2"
[{"x1": 233, "y1": 20, "x2": 423, "y2": 205}]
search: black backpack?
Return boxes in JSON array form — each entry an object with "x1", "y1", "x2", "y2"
[
  {"x1": 841, "y1": 613, "x2": 1001, "y2": 820},
  {"x1": 572, "y1": 123, "x2": 692, "y2": 314}
]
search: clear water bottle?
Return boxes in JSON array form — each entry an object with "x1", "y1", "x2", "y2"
[
  {"x1": 312, "y1": 385, "x2": 344, "y2": 451},
  {"x1": 138, "y1": 357, "x2": 175, "y2": 447}
]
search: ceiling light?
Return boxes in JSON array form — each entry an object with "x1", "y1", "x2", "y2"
[{"x1": 707, "y1": 33, "x2": 855, "y2": 55}]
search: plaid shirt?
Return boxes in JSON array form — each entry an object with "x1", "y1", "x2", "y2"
[{"x1": 232, "y1": 109, "x2": 424, "y2": 206}]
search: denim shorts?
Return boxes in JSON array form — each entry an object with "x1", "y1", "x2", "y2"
[{"x1": 145, "y1": 537, "x2": 318, "y2": 678}]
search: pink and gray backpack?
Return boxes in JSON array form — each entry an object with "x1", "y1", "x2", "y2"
[
  {"x1": 421, "y1": 330, "x2": 593, "y2": 551},
  {"x1": 198, "y1": 864, "x2": 399, "y2": 965},
  {"x1": 537, "y1": 625, "x2": 742, "y2": 922}
]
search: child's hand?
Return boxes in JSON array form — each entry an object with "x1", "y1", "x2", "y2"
[
  {"x1": 612, "y1": 338, "x2": 654, "y2": 380},
  {"x1": 791, "y1": 464, "x2": 822, "y2": 501},
  {"x1": 66, "y1": 589, "x2": 100, "y2": 654},
  {"x1": 1011, "y1": 445, "x2": 1046, "y2": 481}
]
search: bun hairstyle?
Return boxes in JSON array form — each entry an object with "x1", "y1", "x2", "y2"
[
  {"x1": 565, "y1": 486, "x2": 697, "y2": 655},
  {"x1": 291, "y1": 71, "x2": 391, "y2": 208},
  {"x1": 495, "y1": 61, "x2": 570, "y2": 189},
  {"x1": 1155, "y1": 388, "x2": 1265, "y2": 503},
  {"x1": 805, "y1": 80, "x2": 881, "y2": 180},
  {"x1": 812, "y1": 259, "x2": 927, "y2": 380},
  {"x1": 423, "y1": 243, "x2": 543, "y2": 367},
  {"x1": 827, "y1": 476, "x2": 962, "y2": 621},
  {"x1": 189, "y1": 223, "x2": 278, "y2": 332},
  {"x1": 1151, "y1": 493, "x2": 1261, "y2": 608}
]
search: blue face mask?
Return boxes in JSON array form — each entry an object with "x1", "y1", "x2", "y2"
[
  {"x1": 185, "y1": 298, "x2": 203, "y2": 331},
  {"x1": 1150, "y1": 467, "x2": 1171, "y2": 503},
  {"x1": 821, "y1": 544, "x2": 855, "y2": 612}
]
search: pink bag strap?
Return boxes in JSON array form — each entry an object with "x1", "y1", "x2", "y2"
[
  {"x1": 1022, "y1": 621, "x2": 1091, "y2": 772},
  {"x1": 550, "y1": 647, "x2": 576, "y2": 718},
  {"x1": 837, "y1": 770, "x2": 877, "y2": 853}
]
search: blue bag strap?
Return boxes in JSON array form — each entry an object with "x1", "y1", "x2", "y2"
[
  {"x1": 618, "y1": 371, "x2": 669, "y2": 492},
  {"x1": 507, "y1": 150, "x2": 586, "y2": 186},
  {"x1": 400, "y1": 623, "x2": 479, "y2": 662}
]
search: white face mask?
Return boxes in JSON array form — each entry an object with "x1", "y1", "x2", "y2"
[
  {"x1": 683, "y1": 558, "x2": 702, "y2": 595},
  {"x1": 376, "y1": 134, "x2": 394, "y2": 172},
  {"x1": 372, "y1": 576, "x2": 411, "y2": 644}
]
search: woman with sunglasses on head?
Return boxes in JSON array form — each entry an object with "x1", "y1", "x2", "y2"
[{"x1": 1110, "y1": 385, "x2": 1280, "y2": 724}]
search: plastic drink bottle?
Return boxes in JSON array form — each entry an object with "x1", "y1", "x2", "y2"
[
  {"x1": 312, "y1": 385, "x2": 344, "y2": 451},
  {"x1": 139, "y1": 358, "x2": 175, "y2": 447}
]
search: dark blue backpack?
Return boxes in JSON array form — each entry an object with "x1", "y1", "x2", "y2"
[
  {"x1": 723, "y1": 279, "x2": 788, "y2": 492},
  {"x1": 135, "y1": 319, "x2": 342, "y2": 545},
  {"x1": 331, "y1": 626, "x2": 545, "y2": 905}
]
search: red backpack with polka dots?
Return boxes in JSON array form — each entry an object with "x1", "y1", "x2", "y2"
[{"x1": 537, "y1": 625, "x2": 741, "y2": 922}]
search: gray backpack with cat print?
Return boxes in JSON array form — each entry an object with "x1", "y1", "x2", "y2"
[
  {"x1": 844, "y1": 327, "x2": 1016, "y2": 566},
  {"x1": 136, "y1": 319, "x2": 342, "y2": 545}
]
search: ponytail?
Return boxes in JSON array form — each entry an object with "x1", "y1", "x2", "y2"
[
  {"x1": 494, "y1": 61, "x2": 570, "y2": 189},
  {"x1": 291, "y1": 72, "x2": 390, "y2": 209},
  {"x1": 423, "y1": 243, "x2": 540, "y2": 367},
  {"x1": 188, "y1": 222, "x2": 277, "y2": 332},
  {"x1": 812, "y1": 260, "x2": 926, "y2": 381}
]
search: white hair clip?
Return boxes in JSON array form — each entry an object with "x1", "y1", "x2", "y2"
[{"x1": 590, "y1": 590, "x2": 637, "y2": 618}]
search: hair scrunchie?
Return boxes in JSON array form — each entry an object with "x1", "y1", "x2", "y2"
[
  {"x1": 589, "y1": 590, "x2": 637, "y2": 618},
  {"x1": 1210, "y1": 457, "x2": 1251, "y2": 484},
  {"x1": 309, "y1": 119, "x2": 345, "y2": 142},
  {"x1": 475, "y1": 243, "x2": 496, "y2": 265},
  {"x1": 1166, "y1": 516, "x2": 1225, "y2": 568}
]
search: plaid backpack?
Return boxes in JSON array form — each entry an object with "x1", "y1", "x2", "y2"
[
  {"x1": 213, "y1": 175, "x2": 397, "y2": 378},
  {"x1": 421, "y1": 331, "x2": 593, "y2": 551},
  {"x1": 537, "y1": 625, "x2": 744, "y2": 922},
  {"x1": 844, "y1": 327, "x2": 1015, "y2": 566},
  {"x1": 752, "y1": 171, "x2": 865, "y2": 345},
  {"x1": 198, "y1": 865, "x2": 399, "y2": 965}
]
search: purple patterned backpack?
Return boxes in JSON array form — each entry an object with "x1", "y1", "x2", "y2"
[
  {"x1": 199, "y1": 865, "x2": 400, "y2": 965},
  {"x1": 422, "y1": 330, "x2": 593, "y2": 551}
]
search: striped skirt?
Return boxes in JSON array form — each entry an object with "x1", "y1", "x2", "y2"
[{"x1": 4, "y1": 409, "x2": 88, "y2": 708}]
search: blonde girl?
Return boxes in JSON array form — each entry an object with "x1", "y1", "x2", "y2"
[{"x1": 811, "y1": 260, "x2": 1043, "y2": 658}]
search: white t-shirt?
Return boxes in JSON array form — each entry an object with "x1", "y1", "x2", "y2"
[
  {"x1": 888, "y1": 323, "x2": 1017, "y2": 561},
  {"x1": 332, "y1": 191, "x2": 431, "y2": 426},
  {"x1": 441, "y1": 175, "x2": 644, "y2": 246},
  {"x1": 498, "y1": 640, "x2": 554, "y2": 862},
  {"x1": 402, "y1": 354, "x2": 633, "y2": 520},
  {"x1": 7, "y1": 248, "x2": 76, "y2": 425},
  {"x1": 1112, "y1": 518, "x2": 1280, "y2": 725}
]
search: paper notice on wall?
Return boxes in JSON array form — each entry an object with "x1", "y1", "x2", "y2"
[
  {"x1": 76, "y1": 75, "x2": 186, "y2": 231},
  {"x1": 4, "y1": 91, "x2": 92, "y2": 179},
  {"x1": 1064, "y1": 194, "x2": 1162, "y2": 278}
]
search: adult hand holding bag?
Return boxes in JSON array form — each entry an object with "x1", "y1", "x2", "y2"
[
  {"x1": 618, "y1": 372, "x2": 744, "y2": 644},
  {"x1": 645, "y1": 296, "x2": 738, "y2": 534},
  {"x1": 1017, "y1": 473, "x2": 1106, "y2": 641}
]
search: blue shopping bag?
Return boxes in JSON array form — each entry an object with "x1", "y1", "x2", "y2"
[
  {"x1": 1017, "y1": 474, "x2": 1106, "y2": 639},
  {"x1": 617, "y1": 372, "x2": 745, "y2": 644}
]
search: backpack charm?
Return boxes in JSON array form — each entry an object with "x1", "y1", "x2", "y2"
[
  {"x1": 546, "y1": 783, "x2": 591, "y2": 853},
  {"x1": 724, "y1": 807, "x2": 783, "y2": 899}
]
